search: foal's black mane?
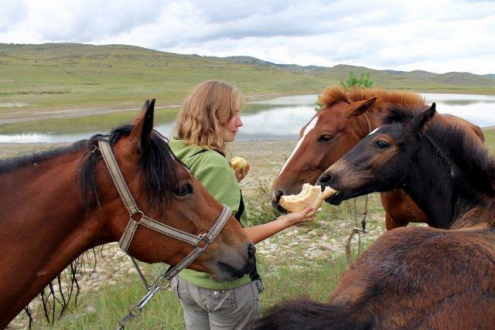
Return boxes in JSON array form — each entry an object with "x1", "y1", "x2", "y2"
[
  {"x1": 383, "y1": 104, "x2": 495, "y2": 196},
  {"x1": 81, "y1": 124, "x2": 180, "y2": 214}
]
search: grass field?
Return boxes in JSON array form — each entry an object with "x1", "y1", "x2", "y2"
[
  {"x1": 0, "y1": 43, "x2": 334, "y2": 122},
  {"x1": 1, "y1": 43, "x2": 494, "y2": 126}
]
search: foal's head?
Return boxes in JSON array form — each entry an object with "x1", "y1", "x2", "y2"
[
  {"x1": 318, "y1": 103, "x2": 495, "y2": 208},
  {"x1": 317, "y1": 104, "x2": 436, "y2": 204},
  {"x1": 83, "y1": 100, "x2": 254, "y2": 282}
]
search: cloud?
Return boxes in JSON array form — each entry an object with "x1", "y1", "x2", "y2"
[
  {"x1": 0, "y1": 0, "x2": 494, "y2": 74},
  {"x1": 0, "y1": 0, "x2": 28, "y2": 32}
]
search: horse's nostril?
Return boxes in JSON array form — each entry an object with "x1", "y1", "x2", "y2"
[
  {"x1": 247, "y1": 243, "x2": 256, "y2": 261},
  {"x1": 275, "y1": 190, "x2": 284, "y2": 202},
  {"x1": 318, "y1": 173, "x2": 332, "y2": 185}
]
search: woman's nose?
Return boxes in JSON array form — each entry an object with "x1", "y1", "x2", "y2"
[{"x1": 236, "y1": 116, "x2": 243, "y2": 127}]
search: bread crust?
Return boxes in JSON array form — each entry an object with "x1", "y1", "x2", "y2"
[{"x1": 280, "y1": 183, "x2": 336, "y2": 213}]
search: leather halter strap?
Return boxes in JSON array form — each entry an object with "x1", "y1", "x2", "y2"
[{"x1": 97, "y1": 139, "x2": 231, "y2": 279}]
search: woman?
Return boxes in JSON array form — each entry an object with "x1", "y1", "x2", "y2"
[{"x1": 169, "y1": 80, "x2": 314, "y2": 330}]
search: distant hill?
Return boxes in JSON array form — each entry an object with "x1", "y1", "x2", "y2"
[
  {"x1": 225, "y1": 58, "x2": 494, "y2": 87},
  {"x1": 0, "y1": 43, "x2": 493, "y2": 114},
  {"x1": 225, "y1": 56, "x2": 328, "y2": 73},
  {"x1": 315, "y1": 65, "x2": 495, "y2": 89}
]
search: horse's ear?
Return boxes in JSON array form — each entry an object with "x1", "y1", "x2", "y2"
[
  {"x1": 347, "y1": 97, "x2": 377, "y2": 117},
  {"x1": 410, "y1": 103, "x2": 436, "y2": 137},
  {"x1": 129, "y1": 99, "x2": 155, "y2": 153}
]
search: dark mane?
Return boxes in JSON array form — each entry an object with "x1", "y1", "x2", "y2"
[
  {"x1": 319, "y1": 86, "x2": 426, "y2": 111},
  {"x1": 0, "y1": 125, "x2": 180, "y2": 215},
  {"x1": 81, "y1": 124, "x2": 180, "y2": 214},
  {"x1": 0, "y1": 141, "x2": 87, "y2": 175},
  {"x1": 385, "y1": 104, "x2": 495, "y2": 195}
]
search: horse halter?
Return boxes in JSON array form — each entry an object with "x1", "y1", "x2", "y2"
[{"x1": 97, "y1": 138, "x2": 231, "y2": 282}]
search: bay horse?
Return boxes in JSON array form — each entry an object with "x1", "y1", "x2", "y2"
[
  {"x1": 0, "y1": 100, "x2": 255, "y2": 328},
  {"x1": 271, "y1": 86, "x2": 484, "y2": 229},
  {"x1": 257, "y1": 103, "x2": 495, "y2": 329}
]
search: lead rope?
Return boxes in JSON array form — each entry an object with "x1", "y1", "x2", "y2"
[{"x1": 345, "y1": 113, "x2": 372, "y2": 266}]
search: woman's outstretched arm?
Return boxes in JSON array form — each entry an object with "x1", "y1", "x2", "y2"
[{"x1": 244, "y1": 207, "x2": 315, "y2": 244}]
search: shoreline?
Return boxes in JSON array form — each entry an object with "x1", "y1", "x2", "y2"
[
  {"x1": 0, "y1": 91, "x2": 307, "y2": 125},
  {"x1": 2, "y1": 88, "x2": 495, "y2": 126}
]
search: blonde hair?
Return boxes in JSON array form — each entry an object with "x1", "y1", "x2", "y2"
[{"x1": 175, "y1": 80, "x2": 244, "y2": 153}]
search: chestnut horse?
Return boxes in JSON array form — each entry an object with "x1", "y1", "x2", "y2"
[
  {"x1": 257, "y1": 104, "x2": 495, "y2": 329},
  {"x1": 271, "y1": 86, "x2": 484, "y2": 229},
  {"x1": 0, "y1": 100, "x2": 255, "y2": 328}
]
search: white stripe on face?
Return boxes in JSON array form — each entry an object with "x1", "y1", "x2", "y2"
[
  {"x1": 278, "y1": 116, "x2": 319, "y2": 176},
  {"x1": 368, "y1": 127, "x2": 381, "y2": 136}
]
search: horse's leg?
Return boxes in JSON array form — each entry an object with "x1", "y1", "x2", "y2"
[{"x1": 380, "y1": 189, "x2": 428, "y2": 230}]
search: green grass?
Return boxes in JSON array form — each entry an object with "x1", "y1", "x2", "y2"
[
  {"x1": 0, "y1": 43, "x2": 494, "y2": 122},
  {"x1": 0, "y1": 44, "x2": 330, "y2": 116},
  {"x1": 45, "y1": 249, "x2": 352, "y2": 330}
]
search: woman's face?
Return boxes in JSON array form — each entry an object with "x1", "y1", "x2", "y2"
[{"x1": 223, "y1": 112, "x2": 243, "y2": 142}]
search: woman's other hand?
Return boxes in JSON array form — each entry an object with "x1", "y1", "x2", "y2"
[{"x1": 234, "y1": 163, "x2": 250, "y2": 182}]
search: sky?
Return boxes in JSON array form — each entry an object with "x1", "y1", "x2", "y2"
[{"x1": 1, "y1": 0, "x2": 494, "y2": 74}]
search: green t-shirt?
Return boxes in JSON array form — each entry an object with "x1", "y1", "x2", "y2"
[{"x1": 169, "y1": 138, "x2": 252, "y2": 290}]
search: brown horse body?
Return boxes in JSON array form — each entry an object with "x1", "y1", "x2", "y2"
[
  {"x1": 0, "y1": 101, "x2": 254, "y2": 328},
  {"x1": 271, "y1": 87, "x2": 484, "y2": 230},
  {"x1": 258, "y1": 104, "x2": 495, "y2": 329}
]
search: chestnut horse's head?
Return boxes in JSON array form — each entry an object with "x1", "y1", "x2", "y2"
[
  {"x1": 317, "y1": 104, "x2": 437, "y2": 205},
  {"x1": 270, "y1": 91, "x2": 377, "y2": 213},
  {"x1": 85, "y1": 100, "x2": 254, "y2": 282}
]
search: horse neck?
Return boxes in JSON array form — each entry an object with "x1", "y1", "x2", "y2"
[
  {"x1": 403, "y1": 135, "x2": 487, "y2": 229},
  {"x1": 0, "y1": 151, "x2": 109, "y2": 325}
]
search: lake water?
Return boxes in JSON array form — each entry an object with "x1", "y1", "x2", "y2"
[{"x1": 1, "y1": 93, "x2": 495, "y2": 143}]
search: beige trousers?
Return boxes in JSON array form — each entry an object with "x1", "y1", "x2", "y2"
[{"x1": 171, "y1": 277, "x2": 261, "y2": 330}]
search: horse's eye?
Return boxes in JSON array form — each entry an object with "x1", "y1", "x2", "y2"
[
  {"x1": 176, "y1": 183, "x2": 193, "y2": 197},
  {"x1": 374, "y1": 140, "x2": 390, "y2": 149},
  {"x1": 318, "y1": 134, "x2": 333, "y2": 143}
]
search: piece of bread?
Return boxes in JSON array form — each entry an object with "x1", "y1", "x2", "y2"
[
  {"x1": 280, "y1": 183, "x2": 336, "y2": 213},
  {"x1": 230, "y1": 156, "x2": 248, "y2": 170}
]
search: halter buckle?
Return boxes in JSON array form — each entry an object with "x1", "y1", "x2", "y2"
[{"x1": 197, "y1": 234, "x2": 211, "y2": 250}]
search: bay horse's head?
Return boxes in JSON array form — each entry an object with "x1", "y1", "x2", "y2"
[
  {"x1": 317, "y1": 104, "x2": 437, "y2": 205},
  {"x1": 84, "y1": 100, "x2": 254, "y2": 282},
  {"x1": 270, "y1": 88, "x2": 377, "y2": 213}
]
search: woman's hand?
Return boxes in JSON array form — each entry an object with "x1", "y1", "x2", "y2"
[
  {"x1": 278, "y1": 207, "x2": 315, "y2": 226},
  {"x1": 243, "y1": 206, "x2": 316, "y2": 244},
  {"x1": 234, "y1": 163, "x2": 250, "y2": 182}
]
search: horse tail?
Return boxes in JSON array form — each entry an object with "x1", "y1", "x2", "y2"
[{"x1": 254, "y1": 298, "x2": 372, "y2": 330}]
